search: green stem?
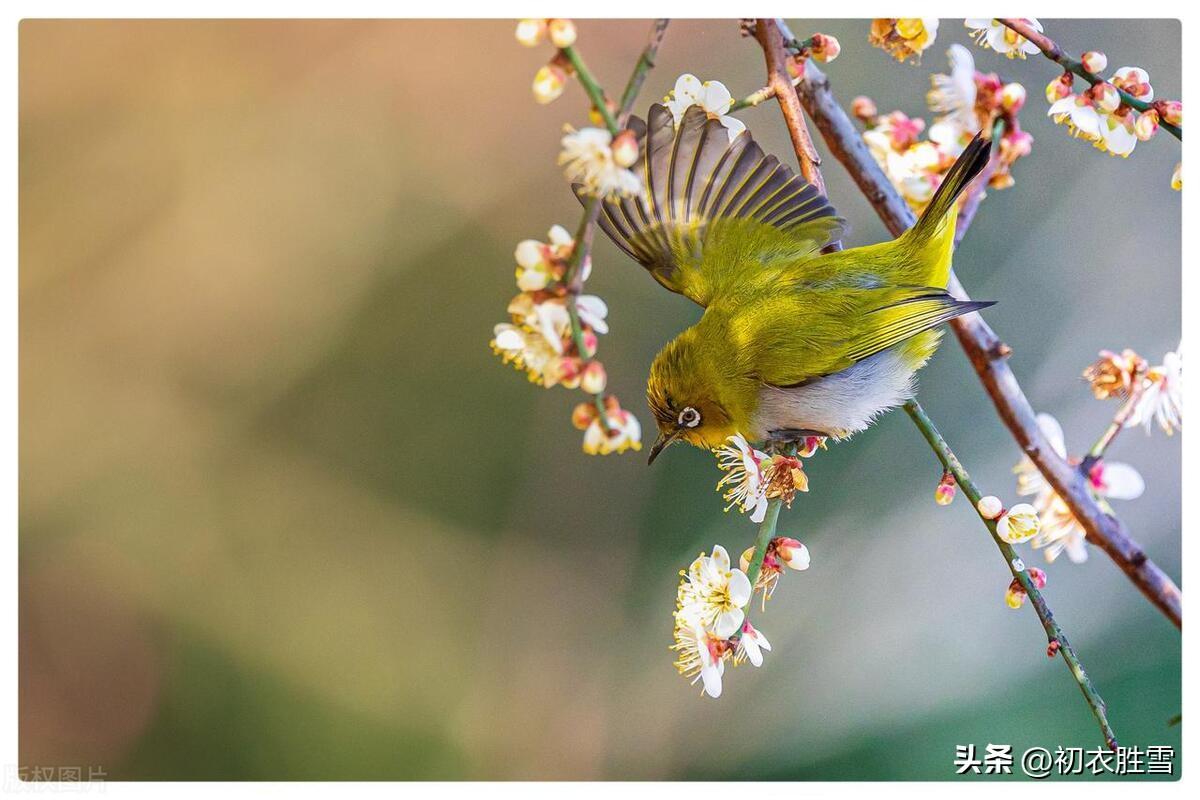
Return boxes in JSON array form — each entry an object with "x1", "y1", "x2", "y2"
[
  {"x1": 557, "y1": 21, "x2": 670, "y2": 435},
  {"x1": 904, "y1": 399, "x2": 1118, "y2": 749},
  {"x1": 561, "y1": 46, "x2": 621, "y2": 135},
  {"x1": 743, "y1": 500, "x2": 783, "y2": 591}
]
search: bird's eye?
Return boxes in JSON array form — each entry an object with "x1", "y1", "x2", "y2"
[{"x1": 678, "y1": 407, "x2": 701, "y2": 428}]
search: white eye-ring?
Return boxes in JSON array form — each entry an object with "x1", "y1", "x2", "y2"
[{"x1": 678, "y1": 407, "x2": 701, "y2": 428}]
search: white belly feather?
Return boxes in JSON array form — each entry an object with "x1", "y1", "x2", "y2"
[{"x1": 749, "y1": 348, "x2": 918, "y2": 439}]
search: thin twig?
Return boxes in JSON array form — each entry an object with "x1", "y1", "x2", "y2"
[
  {"x1": 560, "y1": 20, "x2": 671, "y2": 432},
  {"x1": 753, "y1": 19, "x2": 827, "y2": 197},
  {"x1": 998, "y1": 18, "x2": 1181, "y2": 141},
  {"x1": 790, "y1": 55, "x2": 1182, "y2": 629},
  {"x1": 904, "y1": 400, "x2": 1118, "y2": 749},
  {"x1": 1086, "y1": 375, "x2": 1148, "y2": 462}
]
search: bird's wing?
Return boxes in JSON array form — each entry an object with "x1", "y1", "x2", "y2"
[
  {"x1": 747, "y1": 285, "x2": 994, "y2": 386},
  {"x1": 573, "y1": 103, "x2": 846, "y2": 307}
]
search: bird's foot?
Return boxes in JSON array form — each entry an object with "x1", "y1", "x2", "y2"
[{"x1": 765, "y1": 428, "x2": 830, "y2": 454}]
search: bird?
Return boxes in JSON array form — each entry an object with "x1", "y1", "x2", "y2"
[{"x1": 574, "y1": 103, "x2": 994, "y2": 464}]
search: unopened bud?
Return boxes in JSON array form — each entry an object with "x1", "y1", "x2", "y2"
[
  {"x1": 515, "y1": 19, "x2": 546, "y2": 48},
  {"x1": 1080, "y1": 50, "x2": 1107, "y2": 74},
  {"x1": 611, "y1": 130, "x2": 639, "y2": 168},
  {"x1": 739, "y1": 547, "x2": 755, "y2": 573},
  {"x1": 514, "y1": 239, "x2": 547, "y2": 270},
  {"x1": 773, "y1": 537, "x2": 810, "y2": 571},
  {"x1": 1026, "y1": 566, "x2": 1048, "y2": 590},
  {"x1": 1155, "y1": 100, "x2": 1182, "y2": 126},
  {"x1": 1171, "y1": 162, "x2": 1181, "y2": 191},
  {"x1": 1135, "y1": 110, "x2": 1160, "y2": 141},
  {"x1": 1092, "y1": 82, "x2": 1120, "y2": 113},
  {"x1": 812, "y1": 33, "x2": 841, "y2": 63},
  {"x1": 851, "y1": 95, "x2": 877, "y2": 123},
  {"x1": 1000, "y1": 82, "x2": 1026, "y2": 112},
  {"x1": 581, "y1": 361, "x2": 607, "y2": 394},
  {"x1": 934, "y1": 471, "x2": 957, "y2": 506},
  {"x1": 1045, "y1": 73, "x2": 1073, "y2": 103},
  {"x1": 1005, "y1": 583, "x2": 1027, "y2": 609},
  {"x1": 547, "y1": 18, "x2": 577, "y2": 49},
  {"x1": 571, "y1": 401, "x2": 597, "y2": 430},
  {"x1": 532, "y1": 65, "x2": 567, "y2": 104},
  {"x1": 977, "y1": 495, "x2": 1004, "y2": 520},
  {"x1": 580, "y1": 329, "x2": 598, "y2": 358}
]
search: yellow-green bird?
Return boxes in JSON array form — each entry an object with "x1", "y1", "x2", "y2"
[{"x1": 576, "y1": 103, "x2": 994, "y2": 463}]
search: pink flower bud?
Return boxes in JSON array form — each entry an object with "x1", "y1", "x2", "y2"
[
  {"x1": 581, "y1": 361, "x2": 607, "y2": 394},
  {"x1": 547, "y1": 18, "x2": 577, "y2": 49},
  {"x1": 571, "y1": 401, "x2": 596, "y2": 430},
  {"x1": 1000, "y1": 82, "x2": 1026, "y2": 112},
  {"x1": 1155, "y1": 100, "x2": 1182, "y2": 126},
  {"x1": 934, "y1": 471, "x2": 957, "y2": 506},
  {"x1": 611, "y1": 130, "x2": 639, "y2": 168},
  {"x1": 1092, "y1": 82, "x2": 1120, "y2": 113},
  {"x1": 773, "y1": 537, "x2": 810, "y2": 571},
  {"x1": 812, "y1": 33, "x2": 841, "y2": 63},
  {"x1": 580, "y1": 329, "x2": 598, "y2": 358},
  {"x1": 1080, "y1": 51, "x2": 1108, "y2": 74},
  {"x1": 1045, "y1": 73, "x2": 1073, "y2": 103},
  {"x1": 515, "y1": 19, "x2": 546, "y2": 47},
  {"x1": 532, "y1": 65, "x2": 567, "y2": 104},
  {"x1": 851, "y1": 95, "x2": 877, "y2": 122},
  {"x1": 1026, "y1": 567, "x2": 1048, "y2": 590},
  {"x1": 1135, "y1": 110, "x2": 1159, "y2": 141}
]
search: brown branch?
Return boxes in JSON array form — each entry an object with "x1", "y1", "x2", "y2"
[
  {"x1": 753, "y1": 19, "x2": 827, "y2": 197},
  {"x1": 998, "y1": 18, "x2": 1182, "y2": 141},
  {"x1": 792, "y1": 58, "x2": 1181, "y2": 629}
]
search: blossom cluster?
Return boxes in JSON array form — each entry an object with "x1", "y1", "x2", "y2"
[
  {"x1": 715, "y1": 434, "x2": 820, "y2": 523},
  {"x1": 516, "y1": 19, "x2": 643, "y2": 200},
  {"x1": 671, "y1": 434, "x2": 820, "y2": 697},
  {"x1": 1022, "y1": 343, "x2": 1180, "y2": 563},
  {"x1": 857, "y1": 43, "x2": 1030, "y2": 212},
  {"x1": 671, "y1": 537, "x2": 809, "y2": 698},
  {"x1": 1011, "y1": 340, "x2": 1179, "y2": 567},
  {"x1": 490, "y1": 225, "x2": 642, "y2": 454},
  {"x1": 1045, "y1": 64, "x2": 1173, "y2": 158},
  {"x1": 1012, "y1": 413, "x2": 1144, "y2": 564},
  {"x1": 869, "y1": 19, "x2": 939, "y2": 64}
]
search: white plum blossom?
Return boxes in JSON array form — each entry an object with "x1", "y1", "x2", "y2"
[
  {"x1": 676, "y1": 544, "x2": 753, "y2": 638},
  {"x1": 1047, "y1": 94, "x2": 1104, "y2": 142},
  {"x1": 927, "y1": 43, "x2": 979, "y2": 139},
  {"x1": 735, "y1": 621, "x2": 772, "y2": 667},
  {"x1": 664, "y1": 74, "x2": 746, "y2": 142},
  {"x1": 672, "y1": 623, "x2": 728, "y2": 698},
  {"x1": 582, "y1": 408, "x2": 642, "y2": 455},
  {"x1": 1127, "y1": 344, "x2": 1182, "y2": 436},
  {"x1": 1015, "y1": 413, "x2": 1145, "y2": 563},
  {"x1": 715, "y1": 434, "x2": 769, "y2": 522},
  {"x1": 965, "y1": 18, "x2": 1042, "y2": 59},
  {"x1": 559, "y1": 126, "x2": 641, "y2": 199}
]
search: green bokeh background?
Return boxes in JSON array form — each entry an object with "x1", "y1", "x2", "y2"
[{"x1": 19, "y1": 18, "x2": 1180, "y2": 780}]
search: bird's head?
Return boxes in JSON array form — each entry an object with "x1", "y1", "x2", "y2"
[{"x1": 645, "y1": 329, "x2": 743, "y2": 464}]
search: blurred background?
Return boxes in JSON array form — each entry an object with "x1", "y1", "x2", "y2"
[{"x1": 19, "y1": 19, "x2": 1180, "y2": 780}]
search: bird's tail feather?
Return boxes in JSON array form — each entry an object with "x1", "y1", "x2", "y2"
[{"x1": 901, "y1": 133, "x2": 991, "y2": 287}]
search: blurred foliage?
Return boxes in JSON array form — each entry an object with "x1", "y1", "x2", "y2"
[{"x1": 19, "y1": 19, "x2": 1179, "y2": 780}]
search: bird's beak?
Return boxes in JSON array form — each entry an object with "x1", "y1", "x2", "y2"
[{"x1": 647, "y1": 429, "x2": 683, "y2": 465}]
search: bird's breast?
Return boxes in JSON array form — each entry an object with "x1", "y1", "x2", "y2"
[{"x1": 748, "y1": 347, "x2": 921, "y2": 440}]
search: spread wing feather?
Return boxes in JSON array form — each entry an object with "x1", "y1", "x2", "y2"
[{"x1": 574, "y1": 103, "x2": 847, "y2": 306}]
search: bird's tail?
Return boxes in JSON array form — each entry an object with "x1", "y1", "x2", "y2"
[{"x1": 900, "y1": 133, "x2": 992, "y2": 288}]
